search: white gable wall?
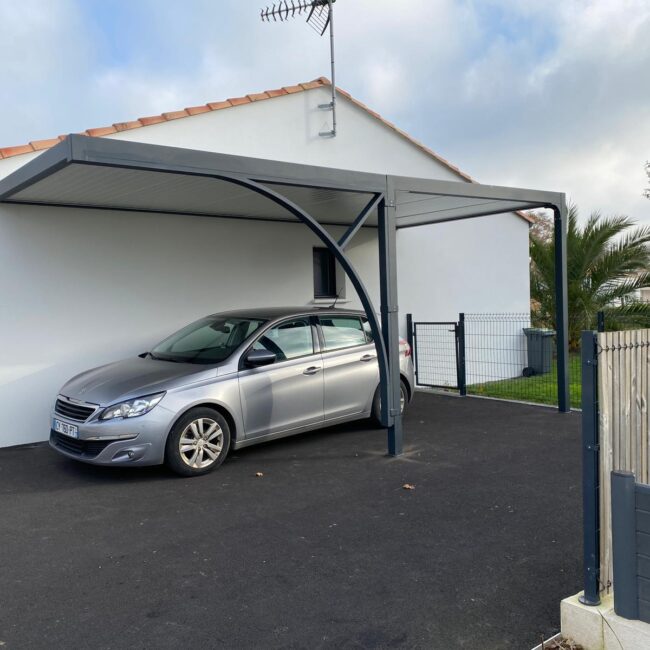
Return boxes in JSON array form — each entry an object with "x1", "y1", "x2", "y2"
[
  {"x1": 106, "y1": 88, "x2": 462, "y2": 180},
  {"x1": 0, "y1": 87, "x2": 529, "y2": 447}
]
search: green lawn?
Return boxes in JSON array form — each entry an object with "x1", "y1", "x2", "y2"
[{"x1": 467, "y1": 354, "x2": 582, "y2": 409}]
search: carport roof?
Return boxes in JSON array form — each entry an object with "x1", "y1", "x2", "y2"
[
  {"x1": 0, "y1": 132, "x2": 571, "y2": 454},
  {"x1": 0, "y1": 134, "x2": 564, "y2": 228}
]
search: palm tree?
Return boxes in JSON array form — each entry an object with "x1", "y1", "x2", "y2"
[{"x1": 530, "y1": 206, "x2": 650, "y2": 350}]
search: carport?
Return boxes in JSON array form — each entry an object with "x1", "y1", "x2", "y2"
[{"x1": 0, "y1": 134, "x2": 570, "y2": 455}]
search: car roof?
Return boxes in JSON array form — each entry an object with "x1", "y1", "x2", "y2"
[{"x1": 209, "y1": 306, "x2": 367, "y2": 321}]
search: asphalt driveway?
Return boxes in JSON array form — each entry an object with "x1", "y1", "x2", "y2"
[{"x1": 0, "y1": 393, "x2": 581, "y2": 649}]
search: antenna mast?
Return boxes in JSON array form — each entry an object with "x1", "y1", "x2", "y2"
[{"x1": 260, "y1": 0, "x2": 338, "y2": 137}]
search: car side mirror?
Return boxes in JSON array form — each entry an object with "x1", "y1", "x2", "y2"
[{"x1": 245, "y1": 349, "x2": 277, "y2": 367}]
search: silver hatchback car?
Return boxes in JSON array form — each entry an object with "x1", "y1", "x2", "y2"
[{"x1": 50, "y1": 307, "x2": 414, "y2": 476}]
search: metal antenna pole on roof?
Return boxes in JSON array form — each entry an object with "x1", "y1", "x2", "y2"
[{"x1": 260, "y1": 0, "x2": 338, "y2": 137}]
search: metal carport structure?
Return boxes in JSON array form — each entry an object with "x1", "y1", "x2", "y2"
[{"x1": 0, "y1": 134, "x2": 570, "y2": 455}]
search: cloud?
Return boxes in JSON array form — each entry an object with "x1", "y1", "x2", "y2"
[{"x1": 0, "y1": 0, "x2": 648, "y2": 222}]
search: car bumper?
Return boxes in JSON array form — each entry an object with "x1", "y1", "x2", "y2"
[{"x1": 49, "y1": 406, "x2": 176, "y2": 466}]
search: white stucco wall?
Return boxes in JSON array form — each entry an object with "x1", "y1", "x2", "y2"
[
  {"x1": 0, "y1": 87, "x2": 529, "y2": 447},
  {"x1": 397, "y1": 213, "x2": 530, "y2": 321},
  {"x1": 106, "y1": 88, "x2": 463, "y2": 180}
]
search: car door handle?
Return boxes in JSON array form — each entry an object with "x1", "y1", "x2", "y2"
[
  {"x1": 360, "y1": 354, "x2": 377, "y2": 362},
  {"x1": 303, "y1": 366, "x2": 322, "y2": 375}
]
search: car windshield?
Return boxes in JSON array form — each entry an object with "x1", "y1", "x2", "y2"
[{"x1": 150, "y1": 316, "x2": 266, "y2": 365}]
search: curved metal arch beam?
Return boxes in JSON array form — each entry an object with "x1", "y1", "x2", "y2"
[{"x1": 211, "y1": 172, "x2": 392, "y2": 428}]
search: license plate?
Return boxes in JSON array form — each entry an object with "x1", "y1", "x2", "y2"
[{"x1": 53, "y1": 419, "x2": 79, "y2": 439}]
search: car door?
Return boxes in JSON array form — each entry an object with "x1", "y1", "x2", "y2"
[
  {"x1": 318, "y1": 315, "x2": 379, "y2": 420},
  {"x1": 238, "y1": 316, "x2": 324, "y2": 438}
]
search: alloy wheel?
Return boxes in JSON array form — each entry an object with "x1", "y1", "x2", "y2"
[{"x1": 179, "y1": 417, "x2": 223, "y2": 469}]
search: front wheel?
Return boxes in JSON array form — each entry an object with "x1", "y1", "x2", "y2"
[
  {"x1": 371, "y1": 379, "x2": 408, "y2": 426},
  {"x1": 165, "y1": 407, "x2": 231, "y2": 477}
]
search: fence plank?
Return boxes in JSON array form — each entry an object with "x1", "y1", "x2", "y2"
[
  {"x1": 633, "y1": 330, "x2": 640, "y2": 478},
  {"x1": 626, "y1": 330, "x2": 633, "y2": 471},
  {"x1": 599, "y1": 329, "x2": 650, "y2": 595},
  {"x1": 630, "y1": 330, "x2": 638, "y2": 476},
  {"x1": 618, "y1": 331, "x2": 623, "y2": 471},
  {"x1": 599, "y1": 331, "x2": 613, "y2": 589},
  {"x1": 639, "y1": 330, "x2": 650, "y2": 483}
]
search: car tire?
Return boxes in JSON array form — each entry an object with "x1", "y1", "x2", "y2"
[
  {"x1": 165, "y1": 407, "x2": 231, "y2": 477},
  {"x1": 371, "y1": 379, "x2": 408, "y2": 427}
]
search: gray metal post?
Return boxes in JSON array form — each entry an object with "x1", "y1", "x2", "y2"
[
  {"x1": 406, "y1": 313, "x2": 414, "y2": 356},
  {"x1": 580, "y1": 330, "x2": 601, "y2": 606},
  {"x1": 611, "y1": 470, "x2": 638, "y2": 619},
  {"x1": 554, "y1": 203, "x2": 571, "y2": 412},
  {"x1": 457, "y1": 313, "x2": 467, "y2": 396},
  {"x1": 378, "y1": 193, "x2": 403, "y2": 456}
]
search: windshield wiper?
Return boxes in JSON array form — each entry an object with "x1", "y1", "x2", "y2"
[{"x1": 148, "y1": 352, "x2": 185, "y2": 363}]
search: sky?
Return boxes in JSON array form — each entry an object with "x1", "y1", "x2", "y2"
[{"x1": 1, "y1": 0, "x2": 649, "y2": 223}]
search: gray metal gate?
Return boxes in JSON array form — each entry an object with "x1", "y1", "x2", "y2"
[{"x1": 410, "y1": 320, "x2": 462, "y2": 389}]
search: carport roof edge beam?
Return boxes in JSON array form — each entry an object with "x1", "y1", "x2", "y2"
[{"x1": 0, "y1": 134, "x2": 565, "y2": 227}]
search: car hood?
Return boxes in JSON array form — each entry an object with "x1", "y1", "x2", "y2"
[{"x1": 60, "y1": 356, "x2": 219, "y2": 406}]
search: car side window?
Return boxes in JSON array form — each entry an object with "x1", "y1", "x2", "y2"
[
  {"x1": 320, "y1": 316, "x2": 367, "y2": 351},
  {"x1": 362, "y1": 318, "x2": 373, "y2": 343},
  {"x1": 252, "y1": 318, "x2": 314, "y2": 361}
]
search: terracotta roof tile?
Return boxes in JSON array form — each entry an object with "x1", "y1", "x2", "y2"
[
  {"x1": 0, "y1": 144, "x2": 35, "y2": 158},
  {"x1": 0, "y1": 76, "x2": 531, "y2": 223},
  {"x1": 207, "y1": 100, "x2": 232, "y2": 110},
  {"x1": 85, "y1": 126, "x2": 117, "y2": 137},
  {"x1": 113, "y1": 120, "x2": 143, "y2": 132},
  {"x1": 363, "y1": 108, "x2": 382, "y2": 120},
  {"x1": 247, "y1": 92, "x2": 270, "y2": 102},
  {"x1": 185, "y1": 105, "x2": 210, "y2": 116},
  {"x1": 161, "y1": 110, "x2": 189, "y2": 121},
  {"x1": 30, "y1": 138, "x2": 61, "y2": 151},
  {"x1": 228, "y1": 96, "x2": 251, "y2": 107},
  {"x1": 138, "y1": 115, "x2": 166, "y2": 126}
]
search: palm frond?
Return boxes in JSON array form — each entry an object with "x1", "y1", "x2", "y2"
[{"x1": 529, "y1": 206, "x2": 650, "y2": 344}]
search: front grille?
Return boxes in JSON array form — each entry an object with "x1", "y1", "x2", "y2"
[
  {"x1": 55, "y1": 398, "x2": 97, "y2": 422},
  {"x1": 50, "y1": 431, "x2": 113, "y2": 458}
]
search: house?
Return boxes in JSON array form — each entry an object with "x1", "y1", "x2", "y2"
[{"x1": 0, "y1": 78, "x2": 532, "y2": 448}]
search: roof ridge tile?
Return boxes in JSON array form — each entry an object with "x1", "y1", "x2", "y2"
[
  {"x1": 207, "y1": 100, "x2": 232, "y2": 110},
  {"x1": 85, "y1": 126, "x2": 117, "y2": 137},
  {"x1": 247, "y1": 92, "x2": 270, "y2": 102},
  {"x1": 227, "y1": 96, "x2": 251, "y2": 106}
]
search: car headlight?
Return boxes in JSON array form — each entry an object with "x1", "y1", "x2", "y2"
[{"x1": 99, "y1": 392, "x2": 165, "y2": 420}]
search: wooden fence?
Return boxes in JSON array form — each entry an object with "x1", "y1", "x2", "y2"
[{"x1": 599, "y1": 329, "x2": 650, "y2": 591}]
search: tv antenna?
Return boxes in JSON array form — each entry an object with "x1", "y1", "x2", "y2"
[{"x1": 261, "y1": 0, "x2": 338, "y2": 137}]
